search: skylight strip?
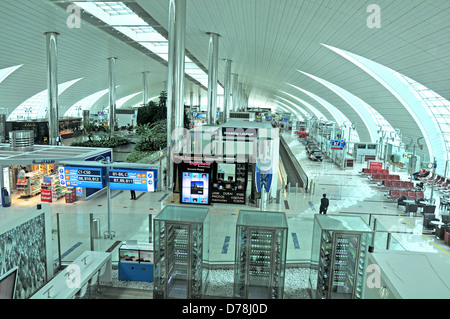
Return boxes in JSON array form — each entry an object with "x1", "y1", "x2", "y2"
[{"x1": 75, "y1": 1, "x2": 215, "y2": 92}]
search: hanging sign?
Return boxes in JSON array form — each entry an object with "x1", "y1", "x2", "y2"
[{"x1": 109, "y1": 169, "x2": 157, "y2": 192}]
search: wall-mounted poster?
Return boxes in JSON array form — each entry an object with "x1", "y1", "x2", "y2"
[{"x1": 181, "y1": 172, "x2": 210, "y2": 204}]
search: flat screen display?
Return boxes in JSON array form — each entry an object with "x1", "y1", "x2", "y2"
[
  {"x1": 109, "y1": 169, "x2": 156, "y2": 192},
  {"x1": 331, "y1": 139, "x2": 346, "y2": 149},
  {"x1": 59, "y1": 166, "x2": 104, "y2": 188},
  {"x1": 0, "y1": 267, "x2": 18, "y2": 299},
  {"x1": 181, "y1": 172, "x2": 209, "y2": 204}
]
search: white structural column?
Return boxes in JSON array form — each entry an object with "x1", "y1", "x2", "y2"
[
  {"x1": 238, "y1": 83, "x2": 243, "y2": 111},
  {"x1": 207, "y1": 32, "x2": 220, "y2": 125},
  {"x1": 166, "y1": 0, "x2": 186, "y2": 189},
  {"x1": 231, "y1": 73, "x2": 238, "y2": 112},
  {"x1": 223, "y1": 59, "x2": 232, "y2": 122},
  {"x1": 45, "y1": 32, "x2": 60, "y2": 145},
  {"x1": 108, "y1": 57, "x2": 117, "y2": 129},
  {"x1": 142, "y1": 71, "x2": 149, "y2": 105}
]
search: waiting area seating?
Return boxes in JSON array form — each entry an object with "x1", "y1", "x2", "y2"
[
  {"x1": 389, "y1": 190, "x2": 424, "y2": 200},
  {"x1": 362, "y1": 168, "x2": 389, "y2": 175},
  {"x1": 382, "y1": 180, "x2": 414, "y2": 189}
]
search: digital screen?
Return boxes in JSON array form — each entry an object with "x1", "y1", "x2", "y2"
[
  {"x1": 109, "y1": 169, "x2": 156, "y2": 192},
  {"x1": 59, "y1": 166, "x2": 104, "y2": 188},
  {"x1": 196, "y1": 112, "x2": 206, "y2": 119},
  {"x1": 181, "y1": 172, "x2": 209, "y2": 204},
  {"x1": 190, "y1": 181, "x2": 204, "y2": 195},
  {"x1": 331, "y1": 139, "x2": 345, "y2": 149}
]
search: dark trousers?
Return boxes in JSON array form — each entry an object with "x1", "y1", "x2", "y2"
[
  {"x1": 130, "y1": 190, "x2": 136, "y2": 199},
  {"x1": 319, "y1": 206, "x2": 327, "y2": 214}
]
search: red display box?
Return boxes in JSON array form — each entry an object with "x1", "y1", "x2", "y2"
[
  {"x1": 41, "y1": 189, "x2": 53, "y2": 203},
  {"x1": 65, "y1": 188, "x2": 76, "y2": 203}
]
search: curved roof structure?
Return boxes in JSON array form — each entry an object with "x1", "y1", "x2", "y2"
[{"x1": 1, "y1": 0, "x2": 449, "y2": 173}]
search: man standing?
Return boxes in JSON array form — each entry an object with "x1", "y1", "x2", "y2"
[{"x1": 319, "y1": 193, "x2": 329, "y2": 214}]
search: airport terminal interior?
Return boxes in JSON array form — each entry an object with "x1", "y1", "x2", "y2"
[{"x1": 0, "y1": 0, "x2": 450, "y2": 301}]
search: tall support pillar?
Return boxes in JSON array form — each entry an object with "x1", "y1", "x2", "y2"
[
  {"x1": 223, "y1": 59, "x2": 232, "y2": 123},
  {"x1": 142, "y1": 71, "x2": 149, "y2": 105},
  {"x1": 45, "y1": 32, "x2": 60, "y2": 145},
  {"x1": 232, "y1": 74, "x2": 238, "y2": 112},
  {"x1": 245, "y1": 90, "x2": 248, "y2": 111},
  {"x1": 108, "y1": 57, "x2": 117, "y2": 130},
  {"x1": 166, "y1": 0, "x2": 186, "y2": 189},
  {"x1": 207, "y1": 32, "x2": 220, "y2": 125},
  {"x1": 238, "y1": 83, "x2": 243, "y2": 111}
]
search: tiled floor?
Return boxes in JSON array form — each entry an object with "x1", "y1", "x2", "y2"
[{"x1": 5, "y1": 130, "x2": 450, "y2": 298}]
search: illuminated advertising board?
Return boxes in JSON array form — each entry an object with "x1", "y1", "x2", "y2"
[
  {"x1": 181, "y1": 172, "x2": 210, "y2": 205},
  {"x1": 331, "y1": 139, "x2": 346, "y2": 150},
  {"x1": 59, "y1": 166, "x2": 104, "y2": 188},
  {"x1": 109, "y1": 169, "x2": 157, "y2": 192}
]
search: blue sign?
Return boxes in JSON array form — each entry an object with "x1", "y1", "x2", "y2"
[
  {"x1": 59, "y1": 166, "x2": 104, "y2": 189},
  {"x1": 331, "y1": 139, "x2": 346, "y2": 149},
  {"x1": 109, "y1": 169, "x2": 157, "y2": 192},
  {"x1": 255, "y1": 167, "x2": 273, "y2": 193}
]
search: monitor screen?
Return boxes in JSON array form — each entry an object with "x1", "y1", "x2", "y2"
[
  {"x1": 181, "y1": 172, "x2": 210, "y2": 204},
  {"x1": 331, "y1": 139, "x2": 345, "y2": 149},
  {"x1": 0, "y1": 267, "x2": 18, "y2": 299}
]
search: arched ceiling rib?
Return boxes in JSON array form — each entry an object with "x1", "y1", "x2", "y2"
[
  {"x1": 298, "y1": 70, "x2": 379, "y2": 143},
  {"x1": 322, "y1": 44, "x2": 444, "y2": 163}
]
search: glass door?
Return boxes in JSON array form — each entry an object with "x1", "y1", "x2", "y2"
[
  {"x1": 167, "y1": 223, "x2": 190, "y2": 299},
  {"x1": 330, "y1": 233, "x2": 361, "y2": 299},
  {"x1": 247, "y1": 229, "x2": 273, "y2": 299}
]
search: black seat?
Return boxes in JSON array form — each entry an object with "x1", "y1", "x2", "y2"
[
  {"x1": 397, "y1": 195, "x2": 407, "y2": 208},
  {"x1": 423, "y1": 213, "x2": 439, "y2": 230},
  {"x1": 435, "y1": 226, "x2": 445, "y2": 240},
  {"x1": 441, "y1": 215, "x2": 450, "y2": 225},
  {"x1": 405, "y1": 203, "x2": 418, "y2": 216},
  {"x1": 439, "y1": 197, "x2": 450, "y2": 210},
  {"x1": 415, "y1": 197, "x2": 426, "y2": 207},
  {"x1": 423, "y1": 205, "x2": 436, "y2": 215}
]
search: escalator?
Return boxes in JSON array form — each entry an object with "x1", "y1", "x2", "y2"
[{"x1": 279, "y1": 140, "x2": 304, "y2": 188}]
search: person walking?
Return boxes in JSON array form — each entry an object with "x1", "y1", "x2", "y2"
[
  {"x1": 319, "y1": 193, "x2": 329, "y2": 214},
  {"x1": 130, "y1": 190, "x2": 136, "y2": 200}
]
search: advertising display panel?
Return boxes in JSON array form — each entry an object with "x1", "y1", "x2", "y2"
[
  {"x1": 109, "y1": 169, "x2": 157, "y2": 192},
  {"x1": 59, "y1": 166, "x2": 104, "y2": 188}
]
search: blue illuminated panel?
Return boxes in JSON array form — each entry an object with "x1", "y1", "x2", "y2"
[
  {"x1": 59, "y1": 166, "x2": 104, "y2": 188},
  {"x1": 331, "y1": 139, "x2": 346, "y2": 149},
  {"x1": 109, "y1": 169, "x2": 157, "y2": 192}
]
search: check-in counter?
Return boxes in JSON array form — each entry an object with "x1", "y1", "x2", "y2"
[{"x1": 30, "y1": 251, "x2": 112, "y2": 299}]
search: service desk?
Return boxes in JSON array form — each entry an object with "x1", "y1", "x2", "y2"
[{"x1": 30, "y1": 251, "x2": 112, "y2": 299}]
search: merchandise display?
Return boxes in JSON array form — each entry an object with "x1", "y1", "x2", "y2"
[
  {"x1": 310, "y1": 214, "x2": 373, "y2": 299},
  {"x1": 16, "y1": 171, "x2": 43, "y2": 197},
  {"x1": 40, "y1": 174, "x2": 64, "y2": 202},
  {"x1": 153, "y1": 205, "x2": 209, "y2": 299},
  {"x1": 118, "y1": 242, "x2": 154, "y2": 282},
  {"x1": 233, "y1": 210, "x2": 288, "y2": 299}
]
